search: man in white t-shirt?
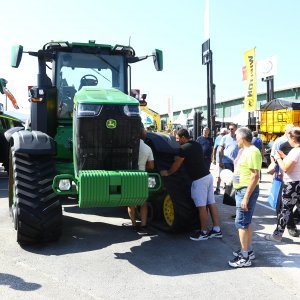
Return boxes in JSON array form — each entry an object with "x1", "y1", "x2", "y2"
[{"x1": 128, "y1": 127, "x2": 154, "y2": 235}]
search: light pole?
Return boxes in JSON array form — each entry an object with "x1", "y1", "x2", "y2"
[{"x1": 202, "y1": 39, "x2": 215, "y2": 139}]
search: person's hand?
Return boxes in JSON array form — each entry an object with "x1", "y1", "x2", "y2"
[
  {"x1": 160, "y1": 170, "x2": 169, "y2": 177},
  {"x1": 241, "y1": 199, "x2": 248, "y2": 211},
  {"x1": 277, "y1": 150, "x2": 285, "y2": 158},
  {"x1": 274, "y1": 151, "x2": 281, "y2": 161},
  {"x1": 219, "y1": 162, "x2": 224, "y2": 168},
  {"x1": 212, "y1": 159, "x2": 216, "y2": 165}
]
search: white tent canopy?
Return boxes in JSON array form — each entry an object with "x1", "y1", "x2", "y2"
[{"x1": 174, "y1": 111, "x2": 187, "y2": 125}]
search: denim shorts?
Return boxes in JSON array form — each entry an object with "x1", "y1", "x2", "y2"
[{"x1": 235, "y1": 185, "x2": 259, "y2": 229}]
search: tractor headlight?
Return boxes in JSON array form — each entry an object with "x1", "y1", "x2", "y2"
[
  {"x1": 148, "y1": 176, "x2": 157, "y2": 188},
  {"x1": 123, "y1": 105, "x2": 140, "y2": 117},
  {"x1": 58, "y1": 179, "x2": 71, "y2": 191},
  {"x1": 77, "y1": 104, "x2": 102, "y2": 117}
]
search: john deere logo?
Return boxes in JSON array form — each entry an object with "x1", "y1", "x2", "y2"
[{"x1": 106, "y1": 119, "x2": 117, "y2": 129}]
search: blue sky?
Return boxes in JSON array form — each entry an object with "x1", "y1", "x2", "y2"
[{"x1": 1, "y1": 0, "x2": 300, "y2": 113}]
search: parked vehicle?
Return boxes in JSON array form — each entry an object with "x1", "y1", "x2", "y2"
[{"x1": 7, "y1": 41, "x2": 165, "y2": 244}]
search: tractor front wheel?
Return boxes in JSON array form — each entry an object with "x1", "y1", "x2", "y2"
[{"x1": 9, "y1": 147, "x2": 62, "y2": 244}]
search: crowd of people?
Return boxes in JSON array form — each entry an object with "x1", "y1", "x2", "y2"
[{"x1": 130, "y1": 123, "x2": 300, "y2": 268}]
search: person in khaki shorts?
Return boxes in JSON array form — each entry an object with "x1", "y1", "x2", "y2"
[{"x1": 127, "y1": 127, "x2": 154, "y2": 236}]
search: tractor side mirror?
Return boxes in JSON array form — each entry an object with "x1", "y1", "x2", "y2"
[
  {"x1": 11, "y1": 45, "x2": 23, "y2": 68},
  {"x1": 153, "y1": 49, "x2": 163, "y2": 71},
  {"x1": 139, "y1": 94, "x2": 147, "y2": 106}
]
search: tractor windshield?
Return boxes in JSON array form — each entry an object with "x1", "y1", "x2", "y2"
[{"x1": 56, "y1": 52, "x2": 126, "y2": 119}]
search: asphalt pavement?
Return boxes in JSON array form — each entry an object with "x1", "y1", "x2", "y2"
[{"x1": 0, "y1": 166, "x2": 300, "y2": 300}]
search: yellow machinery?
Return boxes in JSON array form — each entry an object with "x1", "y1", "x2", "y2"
[
  {"x1": 140, "y1": 105, "x2": 163, "y2": 132},
  {"x1": 259, "y1": 98, "x2": 300, "y2": 142}
]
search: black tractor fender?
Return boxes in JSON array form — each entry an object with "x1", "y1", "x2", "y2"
[
  {"x1": 4, "y1": 127, "x2": 24, "y2": 142},
  {"x1": 7, "y1": 129, "x2": 56, "y2": 155},
  {"x1": 145, "y1": 132, "x2": 180, "y2": 171}
]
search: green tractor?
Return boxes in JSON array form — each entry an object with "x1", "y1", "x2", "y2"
[{"x1": 7, "y1": 40, "x2": 164, "y2": 244}]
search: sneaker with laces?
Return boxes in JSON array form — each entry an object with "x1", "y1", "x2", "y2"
[
  {"x1": 214, "y1": 188, "x2": 220, "y2": 195},
  {"x1": 190, "y1": 230, "x2": 209, "y2": 241},
  {"x1": 265, "y1": 234, "x2": 282, "y2": 242},
  {"x1": 287, "y1": 228, "x2": 299, "y2": 237},
  {"x1": 137, "y1": 226, "x2": 155, "y2": 236},
  {"x1": 228, "y1": 255, "x2": 252, "y2": 268},
  {"x1": 208, "y1": 229, "x2": 223, "y2": 238},
  {"x1": 233, "y1": 249, "x2": 255, "y2": 260}
]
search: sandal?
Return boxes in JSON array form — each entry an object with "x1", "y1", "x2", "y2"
[{"x1": 265, "y1": 234, "x2": 282, "y2": 242}]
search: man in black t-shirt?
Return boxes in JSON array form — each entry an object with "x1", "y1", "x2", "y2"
[{"x1": 160, "y1": 129, "x2": 222, "y2": 241}]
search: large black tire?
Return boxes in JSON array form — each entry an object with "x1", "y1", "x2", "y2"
[
  {"x1": 161, "y1": 171, "x2": 199, "y2": 232},
  {"x1": 148, "y1": 171, "x2": 199, "y2": 232},
  {"x1": 9, "y1": 147, "x2": 62, "y2": 244}
]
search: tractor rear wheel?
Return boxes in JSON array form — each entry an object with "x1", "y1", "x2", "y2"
[
  {"x1": 9, "y1": 147, "x2": 62, "y2": 244},
  {"x1": 161, "y1": 172, "x2": 199, "y2": 232}
]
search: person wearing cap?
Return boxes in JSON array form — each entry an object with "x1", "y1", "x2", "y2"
[
  {"x1": 196, "y1": 127, "x2": 214, "y2": 173},
  {"x1": 160, "y1": 128, "x2": 222, "y2": 241},
  {"x1": 212, "y1": 128, "x2": 228, "y2": 195}
]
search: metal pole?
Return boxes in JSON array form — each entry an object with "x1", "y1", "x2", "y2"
[
  {"x1": 209, "y1": 51, "x2": 215, "y2": 139},
  {"x1": 269, "y1": 76, "x2": 274, "y2": 101},
  {"x1": 206, "y1": 62, "x2": 211, "y2": 134}
]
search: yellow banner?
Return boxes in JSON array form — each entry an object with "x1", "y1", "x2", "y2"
[{"x1": 243, "y1": 48, "x2": 257, "y2": 112}]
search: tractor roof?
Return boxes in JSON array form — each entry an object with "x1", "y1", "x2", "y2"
[{"x1": 43, "y1": 40, "x2": 135, "y2": 57}]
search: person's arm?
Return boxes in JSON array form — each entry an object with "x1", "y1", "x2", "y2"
[
  {"x1": 261, "y1": 142, "x2": 265, "y2": 158},
  {"x1": 146, "y1": 148, "x2": 155, "y2": 171},
  {"x1": 212, "y1": 146, "x2": 217, "y2": 165},
  {"x1": 146, "y1": 160, "x2": 154, "y2": 170},
  {"x1": 275, "y1": 150, "x2": 296, "y2": 173},
  {"x1": 270, "y1": 139, "x2": 279, "y2": 163},
  {"x1": 219, "y1": 145, "x2": 224, "y2": 168},
  {"x1": 241, "y1": 168, "x2": 260, "y2": 211},
  {"x1": 210, "y1": 138, "x2": 214, "y2": 161},
  {"x1": 160, "y1": 156, "x2": 184, "y2": 176}
]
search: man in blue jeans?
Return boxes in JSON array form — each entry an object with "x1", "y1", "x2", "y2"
[{"x1": 228, "y1": 127, "x2": 261, "y2": 268}]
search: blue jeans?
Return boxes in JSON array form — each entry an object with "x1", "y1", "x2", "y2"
[{"x1": 235, "y1": 186, "x2": 259, "y2": 229}]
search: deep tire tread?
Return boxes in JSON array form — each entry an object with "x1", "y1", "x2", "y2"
[{"x1": 10, "y1": 148, "x2": 62, "y2": 244}]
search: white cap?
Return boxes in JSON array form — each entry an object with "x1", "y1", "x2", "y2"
[{"x1": 220, "y1": 128, "x2": 227, "y2": 134}]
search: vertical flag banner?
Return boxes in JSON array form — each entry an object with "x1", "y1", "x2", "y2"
[
  {"x1": 243, "y1": 48, "x2": 257, "y2": 112},
  {"x1": 167, "y1": 96, "x2": 173, "y2": 122}
]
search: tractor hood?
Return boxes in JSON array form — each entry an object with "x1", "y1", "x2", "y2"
[{"x1": 74, "y1": 87, "x2": 139, "y2": 105}]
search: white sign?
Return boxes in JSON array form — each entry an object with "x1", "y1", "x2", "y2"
[{"x1": 257, "y1": 55, "x2": 277, "y2": 78}]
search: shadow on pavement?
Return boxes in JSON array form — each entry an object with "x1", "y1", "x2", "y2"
[
  {"x1": 63, "y1": 204, "x2": 128, "y2": 219},
  {"x1": 22, "y1": 214, "x2": 141, "y2": 256},
  {"x1": 0, "y1": 273, "x2": 41, "y2": 291}
]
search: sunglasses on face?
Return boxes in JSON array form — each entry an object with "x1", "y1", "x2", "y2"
[{"x1": 229, "y1": 128, "x2": 235, "y2": 131}]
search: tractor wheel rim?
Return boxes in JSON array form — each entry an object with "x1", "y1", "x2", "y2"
[{"x1": 163, "y1": 194, "x2": 174, "y2": 226}]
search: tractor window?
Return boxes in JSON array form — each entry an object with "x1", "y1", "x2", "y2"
[{"x1": 56, "y1": 52, "x2": 126, "y2": 119}]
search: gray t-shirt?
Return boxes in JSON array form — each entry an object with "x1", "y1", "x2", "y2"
[{"x1": 220, "y1": 134, "x2": 239, "y2": 164}]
